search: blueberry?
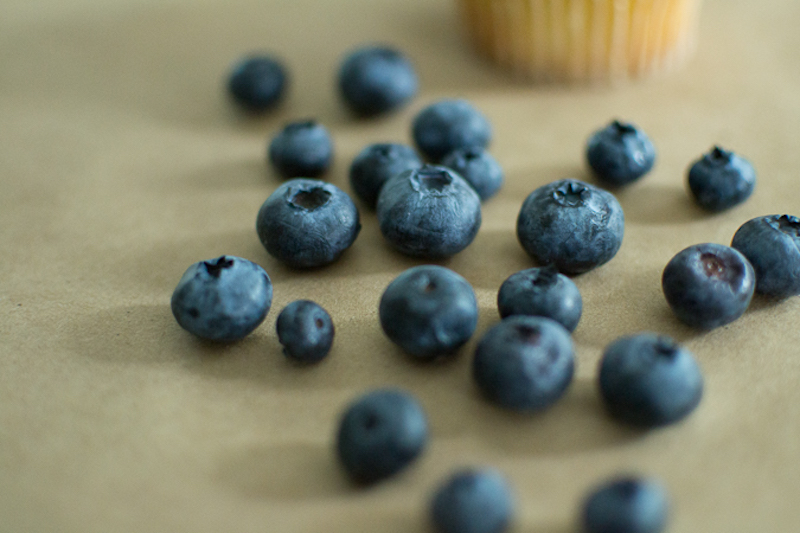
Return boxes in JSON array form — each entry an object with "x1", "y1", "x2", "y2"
[
  {"x1": 377, "y1": 165, "x2": 481, "y2": 258},
  {"x1": 440, "y1": 147, "x2": 504, "y2": 201},
  {"x1": 687, "y1": 146, "x2": 756, "y2": 211},
  {"x1": 349, "y1": 143, "x2": 422, "y2": 208},
  {"x1": 598, "y1": 333, "x2": 703, "y2": 427},
  {"x1": 581, "y1": 476, "x2": 669, "y2": 533},
  {"x1": 431, "y1": 468, "x2": 514, "y2": 533},
  {"x1": 661, "y1": 243, "x2": 755, "y2": 329},
  {"x1": 268, "y1": 120, "x2": 333, "y2": 178},
  {"x1": 227, "y1": 54, "x2": 287, "y2": 113},
  {"x1": 497, "y1": 266, "x2": 582, "y2": 332},
  {"x1": 336, "y1": 389, "x2": 428, "y2": 484},
  {"x1": 731, "y1": 214, "x2": 800, "y2": 297},
  {"x1": 276, "y1": 300, "x2": 334, "y2": 363},
  {"x1": 338, "y1": 45, "x2": 418, "y2": 116},
  {"x1": 473, "y1": 316, "x2": 574, "y2": 412},
  {"x1": 379, "y1": 265, "x2": 479, "y2": 359},
  {"x1": 586, "y1": 120, "x2": 656, "y2": 187},
  {"x1": 412, "y1": 99, "x2": 492, "y2": 161},
  {"x1": 171, "y1": 255, "x2": 273, "y2": 342},
  {"x1": 256, "y1": 179, "x2": 360, "y2": 268},
  {"x1": 516, "y1": 179, "x2": 625, "y2": 275}
]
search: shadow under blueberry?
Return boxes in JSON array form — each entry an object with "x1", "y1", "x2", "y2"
[
  {"x1": 429, "y1": 378, "x2": 647, "y2": 457},
  {"x1": 614, "y1": 184, "x2": 708, "y2": 225},
  {"x1": 176, "y1": 157, "x2": 273, "y2": 192},
  {"x1": 214, "y1": 441, "x2": 350, "y2": 500}
]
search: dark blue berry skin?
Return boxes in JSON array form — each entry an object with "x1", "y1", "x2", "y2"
[
  {"x1": 256, "y1": 179, "x2": 361, "y2": 268},
  {"x1": 268, "y1": 120, "x2": 333, "y2": 178},
  {"x1": 586, "y1": 120, "x2": 656, "y2": 187},
  {"x1": 377, "y1": 165, "x2": 482, "y2": 258},
  {"x1": 473, "y1": 316, "x2": 574, "y2": 412},
  {"x1": 497, "y1": 266, "x2": 582, "y2": 332},
  {"x1": 349, "y1": 143, "x2": 422, "y2": 208},
  {"x1": 412, "y1": 99, "x2": 492, "y2": 161},
  {"x1": 440, "y1": 147, "x2": 504, "y2": 201},
  {"x1": 431, "y1": 469, "x2": 514, "y2": 533},
  {"x1": 731, "y1": 215, "x2": 800, "y2": 297},
  {"x1": 662, "y1": 243, "x2": 755, "y2": 329},
  {"x1": 516, "y1": 179, "x2": 625, "y2": 275},
  {"x1": 582, "y1": 476, "x2": 669, "y2": 533},
  {"x1": 336, "y1": 389, "x2": 428, "y2": 484},
  {"x1": 379, "y1": 265, "x2": 479, "y2": 360},
  {"x1": 171, "y1": 256, "x2": 273, "y2": 342},
  {"x1": 227, "y1": 54, "x2": 287, "y2": 113},
  {"x1": 276, "y1": 300, "x2": 334, "y2": 363},
  {"x1": 687, "y1": 146, "x2": 756, "y2": 212},
  {"x1": 338, "y1": 46, "x2": 418, "y2": 116},
  {"x1": 599, "y1": 333, "x2": 703, "y2": 427}
]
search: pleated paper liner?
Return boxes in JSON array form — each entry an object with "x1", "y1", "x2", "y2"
[{"x1": 456, "y1": 0, "x2": 702, "y2": 83}]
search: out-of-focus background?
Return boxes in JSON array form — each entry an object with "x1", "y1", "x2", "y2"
[{"x1": 2, "y1": 0, "x2": 799, "y2": 531}]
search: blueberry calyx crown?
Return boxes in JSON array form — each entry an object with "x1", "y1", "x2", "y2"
[
  {"x1": 289, "y1": 187, "x2": 332, "y2": 210},
  {"x1": 707, "y1": 146, "x2": 733, "y2": 165},
  {"x1": 700, "y1": 253, "x2": 725, "y2": 278},
  {"x1": 460, "y1": 147, "x2": 482, "y2": 161},
  {"x1": 653, "y1": 336, "x2": 679, "y2": 360},
  {"x1": 614, "y1": 478, "x2": 642, "y2": 499},
  {"x1": 362, "y1": 410, "x2": 380, "y2": 430},
  {"x1": 203, "y1": 256, "x2": 234, "y2": 278},
  {"x1": 413, "y1": 166, "x2": 452, "y2": 192},
  {"x1": 285, "y1": 119, "x2": 318, "y2": 133},
  {"x1": 610, "y1": 120, "x2": 637, "y2": 136},
  {"x1": 515, "y1": 323, "x2": 541, "y2": 344},
  {"x1": 774, "y1": 214, "x2": 800, "y2": 238},
  {"x1": 552, "y1": 181, "x2": 589, "y2": 207},
  {"x1": 529, "y1": 265, "x2": 559, "y2": 287},
  {"x1": 699, "y1": 251, "x2": 744, "y2": 284},
  {"x1": 375, "y1": 144, "x2": 398, "y2": 158}
]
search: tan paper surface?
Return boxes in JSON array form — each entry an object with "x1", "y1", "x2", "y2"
[{"x1": 2, "y1": 0, "x2": 799, "y2": 531}]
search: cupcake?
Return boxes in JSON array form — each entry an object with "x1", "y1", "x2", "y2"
[{"x1": 455, "y1": 0, "x2": 703, "y2": 82}]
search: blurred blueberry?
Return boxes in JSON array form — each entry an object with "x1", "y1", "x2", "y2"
[
  {"x1": 349, "y1": 143, "x2": 422, "y2": 208},
  {"x1": 268, "y1": 120, "x2": 333, "y2": 178},
  {"x1": 338, "y1": 45, "x2": 418, "y2": 116}
]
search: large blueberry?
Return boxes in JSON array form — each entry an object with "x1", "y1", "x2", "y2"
[
  {"x1": 473, "y1": 316, "x2": 574, "y2": 412},
  {"x1": 687, "y1": 146, "x2": 755, "y2": 212},
  {"x1": 338, "y1": 45, "x2": 418, "y2": 116},
  {"x1": 268, "y1": 120, "x2": 333, "y2": 178},
  {"x1": 661, "y1": 243, "x2": 755, "y2": 329},
  {"x1": 598, "y1": 333, "x2": 703, "y2": 427},
  {"x1": 581, "y1": 476, "x2": 669, "y2": 533},
  {"x1": 412, "y1": 99, "x2": 492, "y2": 161},
  {"x1": 731, "y1": 214, "x2": 800, "y2": 298},
  {"x1": 377, "y1": 165, "x2": 481, "y2": 258},
  {"x1": 171, "y1": 255, "x2": 273, "y2": 342},
  {"x1": 336, "y1": 389, "x2": 428, "y2": 484},
  {"x1": 586, "y1": 120, "x2": 656, "y2": 187},
  {"x1": 379, "y1": 265, "x2": 479, "y2": 359},
  {"x1": 349, "y1": 143, "x2": 422, "y2": 208},
  {"x1": 256, "y1": 179, "x2": 360, "y2": 268},
  {"x1": 431, "y1": 468, "x2": 514, "y2": 533},
  {"x1": 497, "y1": 266, "x2": 582, "y2": 332},
  {"x1": 276, "y1": 300, "x2": 334, "y2": 363},
  {"x1": 516, "y1": 179, "x2": 625, "y2": 275},
  {"x1": 440, "y1": 147, "x2": 504, "y2": 201},
  {"x1": 227, "y1": 54, "x2": 287, "y2": 113}
]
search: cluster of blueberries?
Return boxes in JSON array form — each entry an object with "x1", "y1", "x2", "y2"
[{"x1": 169, "y1": 45, "x2": 800, "y2": 533}]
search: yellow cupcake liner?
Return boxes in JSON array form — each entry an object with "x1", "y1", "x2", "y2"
[{"x1": 456, "y1": 0, "x2": 702, "y2": 82}]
